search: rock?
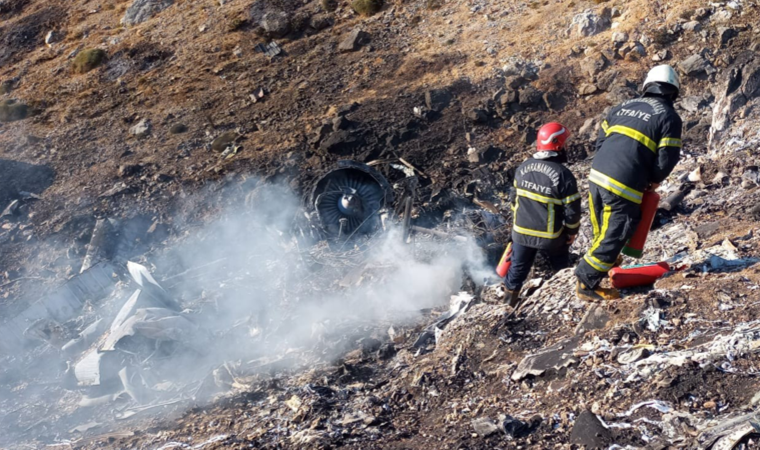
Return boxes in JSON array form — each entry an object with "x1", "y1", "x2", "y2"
[
  {"x1": 571, "y1": 411, "x2": 612, "y2": 449},
  {"x1": 611, "y1": 31, "x2": 628, "y2": 46},
  {"x1": 712, "y1": 9, "x2": 732, "y2": 22},
  {"x1": 260, "y1": 11, "x2": 290, "y2": 38},
  {"x1": 211, "y1": 131, "x2": 239, "y2": 152},
  {"x1": 505, "y1": 75, "x2": 529, "y2": 89},
  {"x1": 692, "y1": 7, "x2": 710, "y2": 20},
  {"x1": 471, "y1": 418, "x2": 500, "y2": 437},
  {"x1": 569, "y1": 8, "x2": 611, "y2": 37},
  {"x1": 683, "y1": 21, "x2": 702, "y2": 32},
  {"x1": 710, "y1": 62, "x2": 760, "y2": 140},
  {"x1": 575, "y1": 305, "x2": 610, "y2": 334},
  {"x1": 718, "y1": 27, "x2": 738, "y2": 48},
  {"x1": 122, "y1": 0, "x2": 173, "y2": 26},
  {"x1": 679, "y1": 96, "x2": 708, "y2": 113},
  {"x1": 679, "y1": 54, "x2": 716, "y2": 77},
  {"x1": 339, "y1": 28, "x2": 370, "y2": 53},
  {"x1": 466, "y1": 108, "x2": 489, "y2": 123},
  {"x1": 425, "y1": 89, "x2": 452, "y2": 112},
  {"x1": 502, "y1": 415, "x2": 540, "y2": 438},
  {"x1": 652, "y1": 49, "x2": 670, "y2": 62},
  {"x1": 118, "y1": 164, "x2": 143, "y2": 178},
  {"x1": 518, "y1": 85, "x2": 544, "y2": 108},
  {"x1": 319, "y1": 130, "x2": 364, "y2": 155},
  {"x1": 579, "y1": 84, "x2": 598, "y2": 95},
  {"x1": 309, "y1": 13, "x2": 333, "y2": 31},
  {"x1": 580, "y1": 53, "x2": 609, "y2": 78},
  {"x1": 332, "y1": 116, "x2": 351, "y2": 131},
  {"x1": 129, "y1": 119, "x2": 151, "y2": 138},
  {"x1": 502, "y1": 58, "x2": 539, "y2": 80}
]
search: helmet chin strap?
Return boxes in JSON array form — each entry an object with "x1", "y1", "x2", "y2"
[{"x1": 643, "y1": 82, "x2": 679, "y2": 101}]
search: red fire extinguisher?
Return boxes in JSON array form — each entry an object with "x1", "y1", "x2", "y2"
[
  {"x1": 622, "y1": 191, "x2": 660, "y2": 259},
  {"x1": 496, "y1": 242, "x2": 513, "y2": 278},
  {"x1": 609, "y1": 262, "x2": 671, "y2": 289}
]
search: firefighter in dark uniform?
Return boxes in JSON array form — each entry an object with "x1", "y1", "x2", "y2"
[
  {"x1": 576, "y1": 65, "x2": 683, "y2": 301},
  {"x1": 504, "y1": 122, "x2": 581, "y2": 306}
]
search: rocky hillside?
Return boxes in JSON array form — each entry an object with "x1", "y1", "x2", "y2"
[{"x1": 1, "y1": 0, "x2": 760, "y2": 448}]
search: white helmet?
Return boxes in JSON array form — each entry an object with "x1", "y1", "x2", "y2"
[{"x1": 643, "y1": 64, "x2": 680, "y2": 92}]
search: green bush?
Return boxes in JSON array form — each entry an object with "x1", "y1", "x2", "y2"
[
  {"x1": 72, "y1": 49, "x2": 107, "y2": 74},
  {"x1": 0, "y1": 99, "x2": 28, "y2": 122},
  {"x1": 351, "y1": 0, "x2": 383, "y2": 16}
]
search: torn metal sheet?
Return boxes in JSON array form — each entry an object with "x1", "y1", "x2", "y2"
[
  {"x1": 62, "y1": 318, "x2": 108, "y2": 357},
  {"x1": 102, "y1": 308, "x2": 207, "y2": 353},
  {"x1": 511, "y1": 336, "x2": 581, "y2": 381},
  {"x1": 0, "y1": 262, "x2": 117, "y2": 352}
]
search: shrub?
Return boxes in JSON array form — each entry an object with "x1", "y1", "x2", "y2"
[
  {"x1": 0, "y1": 100, "x2": 29, "y2": 122},
  {"x1": 170, "y1": 123, "x2": 188, "y2": 134},
  {"x1": 425, "y1": 0, "x2": 442, "y2": 10},
  {"x1": 321, "y1": 0, "x2": 338, "y2": 12},
  {"x1": 0, "y1": 80, "x2": 12, "y2": 94},
  {"x1": 351, "y1": 0, "x2": 383, "y2": 16},
  {"x1": 72, "y1": 49, "x2": 106, "y2": 74},
  {"x1": 227, "y1": 17, "x2": 246, "y2": 32}
]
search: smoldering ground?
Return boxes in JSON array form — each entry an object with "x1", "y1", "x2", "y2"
[{"x1": 0, "y1": 179, "x2": 491, "y2": 447}]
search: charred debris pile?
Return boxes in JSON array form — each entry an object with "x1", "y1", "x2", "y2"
[{"x1": 0, "y1": 159, "x2": 510, "y2": 447}]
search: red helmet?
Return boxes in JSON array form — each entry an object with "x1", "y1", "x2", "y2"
[{"x1": 536, "y1": 122, "x2": 570, "y2": 151}]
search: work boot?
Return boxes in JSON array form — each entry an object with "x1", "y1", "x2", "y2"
[
  {"x1": 576, "y1": 281, "x2": 620, "y2": 302},
  {"x1": 505, "y1": 289, "x2": 521, "y2": 308}
]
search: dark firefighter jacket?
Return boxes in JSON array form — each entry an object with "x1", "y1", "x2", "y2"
[
  {"x1": 510, "y1": 157, "x2": 581, "y2": 250},
  {"x1": 592, "y1": 95, "x2": 683, "y2": 204}
]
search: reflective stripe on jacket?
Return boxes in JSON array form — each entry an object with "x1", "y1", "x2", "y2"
[
  {"x1": 592, "y1": 95, "x2": 683, "y2": 203},
  {"x1": 511, "y1": 157, "x2": 581, "y2": 250}
]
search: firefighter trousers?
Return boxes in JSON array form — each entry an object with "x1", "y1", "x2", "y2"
[
  {"x1": 575, "y1": 183, "x2": 641, "y2": 289},
  {"x1": 505, "y1": 241, "x2": 570, "y2": 291}
]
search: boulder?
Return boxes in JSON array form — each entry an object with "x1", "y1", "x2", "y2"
[
  {"x1": 710, "y1": 60, "x2": 760, "y2": 142},
  {"x1": 679, "y1": 54, "x2": 716, "y2": 77},
  {"x1": 319, "y1": 130, "x2": 365, "y2": 155},
  {"x1": 580, "y1": 53, "x2": 609, "y2": 78},
  {"x1": 309, "y1": 14, "x2": 333, "y2": 31},
  {"x1": 611, "y1": 31, "x2": 628, "y2": 46},
  {"x1": 466, "y1": 108, "x2": 489, "y2": 123},
  {"x1": 261, "y1": 11, "x2": 290, "y2": 38},
  {"x1": 518, "y1": 85, "x2": 544, "y2": 108},
  {"x1": 569, "y1": 8, "x2": 611, "y2": 37},
  {"x1": 339, "y1": 28, "x2": 370, "y2": 53},
  {"x1": 122, "y1": 0, "x2": 173, "y2": 26},
  {"x1": 425, "y1": 89, "x2": 452, "y2": 112}
]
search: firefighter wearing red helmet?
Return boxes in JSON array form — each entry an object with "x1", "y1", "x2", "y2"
[{"x1": 503, "y1": 122, "x2": 581, "y2": 307}]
